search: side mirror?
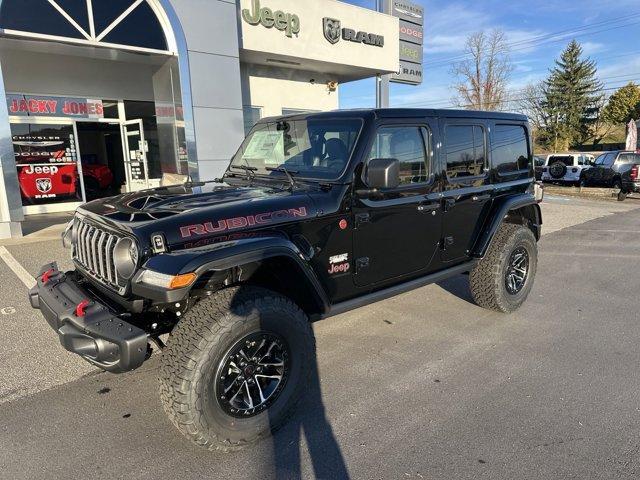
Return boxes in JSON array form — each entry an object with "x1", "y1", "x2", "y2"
[{"x1": 366, "y1": 158, "x2": 400, "y2": 190}]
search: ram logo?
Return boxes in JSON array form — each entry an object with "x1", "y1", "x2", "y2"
[
  {"x1": 323, "y1": 18, "x2": 341, "y2": 44},
  {"x1": 35, "y1": 178, "x2": 52, "y2": 193}
]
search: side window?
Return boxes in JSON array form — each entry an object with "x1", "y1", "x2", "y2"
[
  {"x1": 605, "y1": 154, "x2": 616, "y2": 166},
  {"x1": 368, "y1": 126, "x2": 430, "y2": 185},
  {"x1": 578, "y1": 155, "x2": 584, "y2": 166},
  {"x1": 491, "y1": 125, "x2": 530, "y2": 175},
  {"x1": 445, "y1": 125, "x2": 486, "y2": 178}
]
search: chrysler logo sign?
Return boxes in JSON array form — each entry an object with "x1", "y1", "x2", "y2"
[{"x1": 322, "y1": 17, "x2": 384, "y2": 47}]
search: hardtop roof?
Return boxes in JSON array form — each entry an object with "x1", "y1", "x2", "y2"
[{"x1": 257, "y1": 108, "x2": 528, "y2": 124}]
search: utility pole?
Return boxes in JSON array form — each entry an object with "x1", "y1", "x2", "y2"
[{"x1": 375, "y1": 0, "x2": 391, "y2": 108}]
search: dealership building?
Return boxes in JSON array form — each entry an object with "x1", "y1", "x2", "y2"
[{"x1": 0, "y1": 0, "x2": 404, "y2": 238}]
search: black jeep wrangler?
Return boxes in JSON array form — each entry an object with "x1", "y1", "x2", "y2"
[{"x1": 29, "y1": 109, "x2": 543, "y2": 450}]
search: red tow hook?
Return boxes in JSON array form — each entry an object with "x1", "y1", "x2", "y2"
[
  {"x1": 41, "y1": 269, "x2": 55, "y2": 284},
  {"x1": 75, "y1": 300, "x2": 91, "y2": 317}
]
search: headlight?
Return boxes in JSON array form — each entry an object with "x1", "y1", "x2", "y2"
[
  {"x1": 113, "y1": 237, "x2": 139, "y2": 279},
  {"x1": 61, "y1": 220, "x2": 76, "y2": 249}
]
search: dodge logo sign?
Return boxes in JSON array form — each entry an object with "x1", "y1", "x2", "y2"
[
  {"x1": 35, "y1": 178, "x2": 52, "y2": 193},
  {"x1": 323, "y1": 18, "x2": 341, "y2": 44}
]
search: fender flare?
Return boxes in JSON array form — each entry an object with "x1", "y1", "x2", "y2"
[
  {"x1": 471, "y1": 194, "x2": 542, "y2": 259},
  {"x1": 138, "y1": 236, "x2": 330, "y2": 313}
]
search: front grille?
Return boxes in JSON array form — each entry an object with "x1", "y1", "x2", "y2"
[{"x1": 72, "y1": 216, "x2": 123, "y2": 291}]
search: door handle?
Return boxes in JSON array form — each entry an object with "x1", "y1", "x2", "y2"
[
  {"x1": 417, "y1": 202, "x2": 439, "y2": 213},
  {"x1": 472, "y1": 194, "x2": 491, "y2": 202}
]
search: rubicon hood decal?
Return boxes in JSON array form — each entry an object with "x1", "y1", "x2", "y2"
[{"x1": 180, "y1": 207, "x2": 308, "y2": 238}]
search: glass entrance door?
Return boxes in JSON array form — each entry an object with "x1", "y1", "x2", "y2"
[{"x1": 122, "y1": 119, "x2": 149, "y2": 192}]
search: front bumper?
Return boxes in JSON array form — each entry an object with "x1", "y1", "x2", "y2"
[{"x1": 29, "y1": 263, "x2": 149, "y2": 373}]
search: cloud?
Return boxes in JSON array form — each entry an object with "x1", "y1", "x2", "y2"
[{"x1": 581, "y1": 41, "x2": 607, "y2": 56}]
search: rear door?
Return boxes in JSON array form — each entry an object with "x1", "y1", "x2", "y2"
[
  {"x1": 352, "y1": 119, "x2": 442, "y2": 286},
  {"x1": 440, "y1": 120, "x2": 493, "y2": 262}
]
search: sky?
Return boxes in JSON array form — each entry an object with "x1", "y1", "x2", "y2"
[{"x1": 339, "y1": 0, "x2": 640, "y2": 110}]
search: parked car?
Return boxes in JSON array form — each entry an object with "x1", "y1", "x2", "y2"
[
  {"x1": 581, "y1": 151, "x2": 640, "y2": 192},
  {"x1": 541, "y1": 153, "x2": 594, "y2": 186},
  {"x1": 29, "y1": 109, "x2": 543, "y2": 451},
  {"x1": 618, "y1": 157, "x2": 640, "y2": 201},
  {"x1": 534, "y1": 155, "x2": 546, "y2": 181}
]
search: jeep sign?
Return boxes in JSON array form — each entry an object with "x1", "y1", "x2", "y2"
[{"x1": 242, "y1": 0, "x2": 300, "y2": 38}]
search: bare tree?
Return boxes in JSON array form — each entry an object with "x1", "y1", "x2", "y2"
[
  {"x1": 517, "y1": 83, "x2": 546, "y2": 129},
  {"x1": 451, "y1": 29, "x2": 512, "y2": 110}
]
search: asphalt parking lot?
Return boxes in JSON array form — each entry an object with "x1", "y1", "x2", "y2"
[{"x1": 1, "y1": 195, "x2": 640, "y2": 479}]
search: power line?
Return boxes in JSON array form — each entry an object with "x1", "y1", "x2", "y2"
[
  {"x1": 395, "y1": 82, "x2": 639, "y2": 110},
  {"x1": 423, "y1": 13, "x2": 640, "y2": 69}
]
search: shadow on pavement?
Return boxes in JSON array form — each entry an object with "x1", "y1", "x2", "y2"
[
  {"x1": 436, "y1": 274, "x2": 475, "y2": 305},
  {"x1": 269, "y1": 347, "x2": 350, "y2": 479}
]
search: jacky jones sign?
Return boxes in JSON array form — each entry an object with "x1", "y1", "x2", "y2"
[{"x1": 7, "y1": 94, "x2": 104, "y2": 119}]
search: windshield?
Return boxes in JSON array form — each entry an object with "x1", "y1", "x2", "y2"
[
  {"x1": 595, "y1": 152, "x2": 615, "y2": 165},
  {"x1": 229, "y1": 118, "x2": 362, "y2": 181}
]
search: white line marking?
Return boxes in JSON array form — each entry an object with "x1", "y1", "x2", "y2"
[{"x1": 0, "y1": 246, "x2": 36, "y2": 289}]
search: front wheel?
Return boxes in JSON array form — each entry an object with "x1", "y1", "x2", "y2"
[
  {"x1": 470, "y1": 224, "x2": 538, "y2": 313},
  {"x1": 159, "y1": 286, "x2": 314, "y2": 451}
]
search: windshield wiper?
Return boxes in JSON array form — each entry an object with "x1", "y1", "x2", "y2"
[
  {"x1": 183, "y1": 178, "x2": 224, "y2": 188},
  {"x1": 230, "y1": 164, "x2": 258, "y2": 183},
  {"x1": 266, "y1": 166, "x2": 299, "y2": 190}
]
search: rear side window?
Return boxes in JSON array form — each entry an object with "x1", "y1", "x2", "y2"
[
  {"x1": 445, "y1": 125, "x2": 486, "y2": 178},
  {"x1": 548, "y1": 155, "x2": 574, "y2": 166},
  {"x1": 491, "y1": 125, "x2": 530, "y2": 174},
  {"x1": 368, "y1": 126, "x2": 430, "y2": 185},
  {"x1": 618, "y1": 153, "x2": 640, "y2": 164}
]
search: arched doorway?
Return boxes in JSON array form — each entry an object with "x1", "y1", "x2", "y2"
[{"x1": 0, "y1": 0, "x2": 195, "y2": 214}]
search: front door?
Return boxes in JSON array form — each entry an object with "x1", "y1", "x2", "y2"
[
  {"x1": 440, "y1": 121, "x2": 493, "y2": 262},
  {"x1": 122, "y1": 119, "x2": 149, "y2": 192},
  {"x1": 353, "y1": 122, "x2": 442, "y2": 287}
]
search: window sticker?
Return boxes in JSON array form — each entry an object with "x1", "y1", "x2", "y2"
[{"x1": 242, "y1": 131, "x2": 284, "y2": 165}]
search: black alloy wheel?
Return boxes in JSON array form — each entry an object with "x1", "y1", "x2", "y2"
[
  {"x1": 504, "y1": 246, "x2": 529, "y2": 295},
  {"x1": 216, "y1": 332, "x2": 290, "y2": 418}
]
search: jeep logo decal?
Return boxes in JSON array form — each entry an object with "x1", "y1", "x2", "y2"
[{"x1": 242, "y1": 0, "x2": 300, "y2": 38}]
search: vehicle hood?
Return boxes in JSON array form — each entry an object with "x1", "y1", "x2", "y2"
[{"x1": 78, "y1": 182, "x2": 318, "y2": 247}]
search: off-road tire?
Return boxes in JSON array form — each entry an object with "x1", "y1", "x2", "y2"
[
  {"x1": 469, "y1": 223, "x2": 538, "y2": 313},
  {"x1": 159, "y1": 286, "x2": 314, "y2": 451}
]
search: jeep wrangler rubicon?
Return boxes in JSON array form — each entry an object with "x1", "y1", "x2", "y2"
[{"x1": 29, "y1": 109, "x2": 543, "y2": 450}]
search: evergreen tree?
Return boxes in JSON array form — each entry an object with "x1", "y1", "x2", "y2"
[
  {"x1": 602, "y1": 82, "x2": 640, "y2": 125},
  {"x1": 542, "y1": 40, "x2": 603, "y2": 150}
]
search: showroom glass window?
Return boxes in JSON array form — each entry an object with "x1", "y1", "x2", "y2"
[
  {"x1": 445, "y1": 125, "x2": 486, "y2": 178},
  {"x1": 11, "y1": 123, "x2": 81, "y2": 206},
  {"x1": 368, "y1": 126, "x2": 431, "y2": 185},
  {"x1": 0, "y1": 0, "x2": 168, "y2": 51},
  {"x1": 491, "y1": 125, "x2": 531, "y2": 175}
]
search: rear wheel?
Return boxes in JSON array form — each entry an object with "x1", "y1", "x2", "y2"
[
  {"x1": 159, "y1": 286, "x2": 314, "y2": 451},
  {"x1": 470, "y1": 223, "x2": 538, "y2": 313},
  {"x1": 613, "y1": 178, "x2": 622, "y2": 190}
]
